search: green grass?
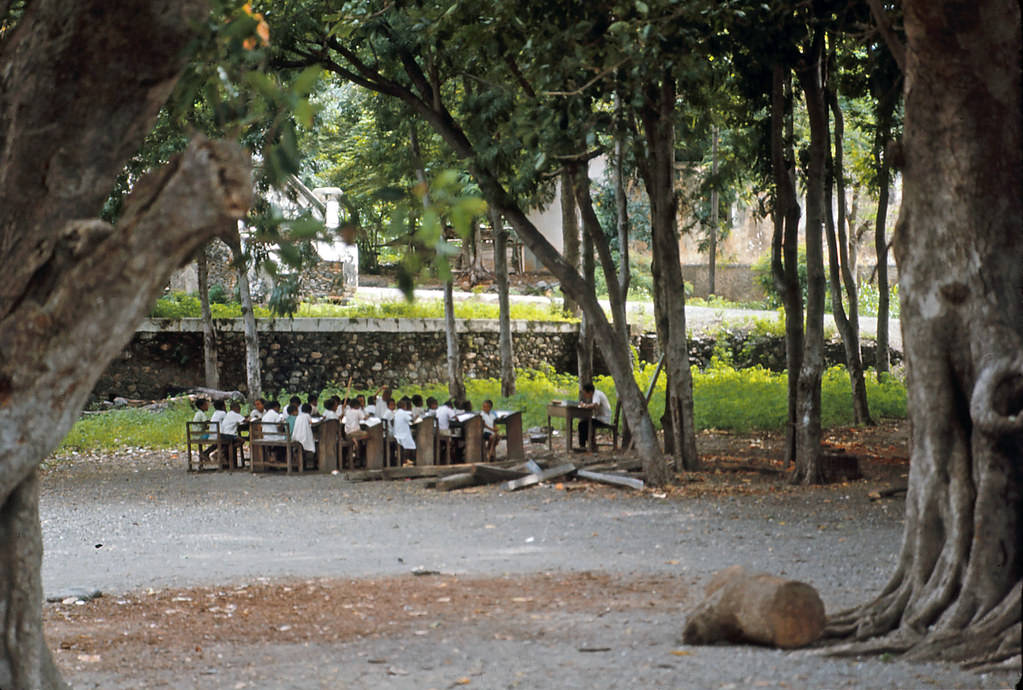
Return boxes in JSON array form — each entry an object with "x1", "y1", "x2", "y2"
[{"x1": 56, "y1": 364, "x2": 906, "y2": 455}]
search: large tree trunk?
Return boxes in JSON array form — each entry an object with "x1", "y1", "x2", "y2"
[
  {"x1": 827, "y1": 0, "x2": 1022, "y2": 669},
  {"x1": 770, "y1": 65, "x2": 804, "y2": 467},
  {"x1": 639, "y1": 75, "x2": 699, "y2": 472},
  {"x1": 872, "y1": 94, "x2": 897, "y2": 378},
  {"x1": 825, "y1": 72, "x2": 872, "y2": 425},
  {"x1": 577, "y1": 205, "x2": 595, "y2": 386},
  {"x1": 708, "y1": 127, "x2": 719, "y2": 296},
  {"x1": 613, "y1": 96, "x2": 632, "y2": 311},
  {"x1": 560, "y1": 167, "x2": 581, "y2": 316},
  {"x1": 443, "y1": 280, "x2": 466, "y2": 401},
  {"x1": 225, "y1": 234, "x2": 262, "y2": 402},
  {"x1": 792, "y1": 30, "x2": 828, "y2": 484},
  {"x1": 0, "y1": 3, "x2": 251, "y2": 688},
  {"x1": 489, "y1": 208, "x2": 515, "y2": 398},
  {"x1": 196, "y1": 245, "x2": 221, "y2": 389}
]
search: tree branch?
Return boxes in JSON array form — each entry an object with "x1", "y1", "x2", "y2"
[
  {"x1": 541, "y1": 59, "x2": 630, "y2": 97},
  {"x1": 866, "y1": 0, "x2": 906, "y2": 72}
]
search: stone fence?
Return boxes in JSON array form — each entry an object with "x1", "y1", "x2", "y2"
[{"x1": 94, "y1": 318, "x2": 580, "y2": 400}]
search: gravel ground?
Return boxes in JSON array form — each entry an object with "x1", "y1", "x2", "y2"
[{"x1": 39, "y1": 440, "x2": 1016, "y2": 689}]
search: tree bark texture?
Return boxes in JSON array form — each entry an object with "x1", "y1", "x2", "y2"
[
  {"x1": 708, "y1": 127, "x2": 719, "y2": 296},
  {"x1": 639, "y1": 75, "x2": 699, "y2": 472},
  {"x1": 577, "y1": 206, "x2": 595, "y2": 387},
  {"x1": 489, "y1": 208, "x2": 515, "y2": 398},
  {"x1": 770, "y1": 65, "x2": 804, "y2": 467},
  {"x1": 872, "y1": 94, "x2": 897, "y2": 377},
  {"x1": 0, "y1": 4, "x2": 254, "y2": 687},
  {"x1": 793, "y1": 31, "x2": 828, "y2": 484},
  {"x1": 828, "y1": 0, "x2": 1022, "y2": 668},
  {"x1": 824, "y1": 80, "x2": 871, "y2": 425},
  {"x1": 226, "y1": 234, "x2": 263, "y2": 403},
  {"x1": 613, "y1": 99, "x2": 632, "y2": 308},
  {"x1": 560, "y1": 167, "x2": 581, "y2": 316},
  {"x1": 197, "y1": 246, "x2": 221, "y2": 390}
]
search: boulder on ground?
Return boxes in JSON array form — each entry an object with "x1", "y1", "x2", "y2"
[{"x1": 682, "y1": 565, "x2": 825, "y2": 649}]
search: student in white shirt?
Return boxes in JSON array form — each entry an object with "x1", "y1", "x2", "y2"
[
  {"x1": 480, "y1": 399, "x2": 501, "y2": 461},
  {"x1": 410, "y1": 394, "x2": 425, "y2": 420},
  {"x1": 343, "y1": 399, "x2": 368, "y2": 438},
  {"x1": 307, "y1": 394, "x2": 321, "y2": 417},
  {"x1": 192, "y1": 398, "x2": 210, "y2": 426},
  {"x1": 221, "y1": 401, "x2": 245, "y2": 441},
  {"x1": 435, "y1": 399, "x2": 456, "y2": 435},
  {"x1": 209, "y1": 399, "x2": 227, "y2": 432},
  {"x1": 260, "y1": 401, "x2": 286, "y2": 441},
  {"x1": 391, "y1": 397, "x2": 416, "y2": 463},
  {"x1": 322, "y1": 397, "x2": 340, "y2": 421},
  {"x1": 291, "y1": 403, "x2": 317, "y2": 468},
  {"x1": 374, "y1": 386, "x2": 392, "y2": 419},
  {"x1": 578, "y1": 382, "x2": 613, "y2": 450},
  {"x1": 247, "y1": 398, "x2": 266, "y2": 422}
]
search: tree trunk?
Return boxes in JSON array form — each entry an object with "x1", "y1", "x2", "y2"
[
  {"x1": 792, "y1": 30, "x2": 828, "y2": 484},
  {"x1": 873, "y1": 103, "x2": 895, "y2": 378},
  {"x1": 825, "y1": 72, "x2": 872, "y2": 425},
  {"x1": 577, "y1": 207, "x2": 595, "y2": 386},
  {"x1": 770, "y1": 64, "x2": 804, "y2": 467},
  {"x1": 443, "y1": 279, "x2": 465, "y2": 401},
  {"x1": 827, "y1": 0, "x2": 1022, "y2": 668},
  {"x1": 196, "y1": 245, "x2": 220, "y2": 390},
  {"x1": 708, "y1": 126, "x2": 719, "y2": 296},
  {"x1": 639, "y1": 75, "x2": 699, "y2": 472},
  {"x1": 560, "y1": 168, "x2": 581, "y2": 315},
  {"x1": 489, "y1": 207, "x2": 515, "y2": 397},
  {"x1": 613, "y1": 95, "x2": 632, "y2": 311},
  {"x1": 225, "y1": 233, "x2": 262, "y2": 402},
  {"x1": 0, "y1": 4, "x2": 249, "y2": 687},
  {"x1": 0, "y1": 139, "x2": 250, "y2": 688}
]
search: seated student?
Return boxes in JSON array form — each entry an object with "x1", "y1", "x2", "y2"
[
  {"x1": 307, "y1": 394, "x2": 320, "y2": 417},
  {"x1": 291, "y1": 403, "x2": 317, "y2": 468},
  {"x1": 192, "y1": 398, "x2": 210, "y2": 427},
  {"x1": 220, "y1": 401, "x2": 245, "y2": 443},
  {"x1": 374, "y1": 386, "x2": 393, "y2": 418},
  {"x1": 247, "y1": 398, "x2": 266, "y2": 421},
  {"x1": 423, "y1": 396, "x2": 439, "y2": 416},
  {"x1": 577, "y1": 382, "x2": 613, "y2": 450},
  {"x1": 480, "y1": 399, "x2": 501, "y2": 461},
  {"x1": 286, "y1": 403, "x2": 299, "y2": 434},
  {"x1": 435, "y1": 398, "x2": 456, "y2": 436},
  {"x1": 410, "y1": 394, "x2": 425, "y2": 420},
  {"x1": 380, "y1": 397, "x2": 396, "y2": 423},
  {"x1": 204, "y1": 399, "x2": 228, "y2": 458},
  {"x1": 342, "y1": 398, "x2": 368, "y2": 438},
  {"x1": 322, "y1": 397, "x2": 340, "y2": 421},
  {"x1": 260, "y1": 400, "x2": 286, "y2": 441},
  {"x1": 366, "y1": 395, "x2": 378, "y2": 417},
  {"x1": 391, "y1": 397, "x2": 416, "y2": 463}
]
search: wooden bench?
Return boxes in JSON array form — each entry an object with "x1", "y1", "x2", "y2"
[
  {"x1": 249, "y1": 420, "x2": 305, "y2": 474},
  {"x1": 186, "y1": 421, "x2": 230, "y2": 471}
]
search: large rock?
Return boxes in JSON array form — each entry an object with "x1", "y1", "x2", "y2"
[{"x1": 682, "y1": 565, "x2": 825, "y2": 649}]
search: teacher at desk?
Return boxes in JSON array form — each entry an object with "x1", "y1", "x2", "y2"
[{"x1": 577, "y1": 382, "x2": 613, "y2": 450}]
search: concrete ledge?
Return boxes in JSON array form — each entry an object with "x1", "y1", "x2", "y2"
[{"x1": 139, "y1": 317, "x2": 579, "y2": 335}]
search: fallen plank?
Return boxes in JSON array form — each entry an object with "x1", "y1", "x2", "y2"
[
  {"x1": 437, "y1": 472, "x2": 477, "y2": 492},
  {"x1": 500, "y1": 463, "x2": 576, "y2": 492},
  {"x1": 472, "y1": 463, "x2": 530, "y2": 484},
  {"x1": 523, "y1": 459, "x2": 543, "y2": 474},
  {"x1": 346, "y1": 459, "x2": 520, "y2": 482},
  {"x1": 576, "y1": 469, "x2": 645, "y2": 491},
  {"x1": 869, "y1": 484, "x2": 908, "y2": 501}
]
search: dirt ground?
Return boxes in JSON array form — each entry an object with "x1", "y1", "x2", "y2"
[{"x1": 40, "y1": 422, "x2": 1019, "y2": 689}]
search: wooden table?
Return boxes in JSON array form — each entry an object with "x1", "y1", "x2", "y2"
[
  {"x1": 413, "y1": 417, "x2": 438, "y2": 466},
  {"x1": 311, "y1": 418, "x2": 340, "y2": 473},
  {"x1": 363, "y1": 421, "x2": 385, "y2": 470},
  {"x1": 455, "y1": 413, "x2": 484, "y2": 464},
  {"x1": 546, "y1": 403, "x2": 593, "y2": 453},
  {"x1": 494, "y1": 410, "x2": 524, "y2": 460}
]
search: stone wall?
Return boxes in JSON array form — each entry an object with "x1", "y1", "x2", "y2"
[{"x1": 94, "y1": 318, "x2": 579, "y2": 400}]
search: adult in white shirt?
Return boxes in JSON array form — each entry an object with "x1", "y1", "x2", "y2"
[
  {"x1": 578, "y1": 383, "x2": 613, "y2": 450},
  {"x1": 292, "y1": 404, "x2": 317, "y2": 456}
]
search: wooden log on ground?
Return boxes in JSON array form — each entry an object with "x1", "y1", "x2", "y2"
[
  {"x1": 187, "y1": 387, "x2": 245, "y2": 401},
  {"x1": 346, "y1": 459, "x2": 520, "y2": 482},
  {"x1": 500, "y1": 463, "x2": 576, "y2": 492},
  {"x1": 682, "y1": 565, "x2": 826, "y2": 649},
  {"x1": 437, "y1": 472, "x2": 478, "y2": 492},
  {"x1": 575, "y1": 469, "x2": 645, "y2": 491},
  {"x1": 472, "y1": 464, "x2": 530, "y2": 484},
  {"x1": 868, "y1": 484, "x2": 908, "y2": 500}
]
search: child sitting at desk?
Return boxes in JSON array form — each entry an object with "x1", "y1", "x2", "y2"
[
  {"x1": 343, "y1": 398, "x2": 368, "y2": 439},
  {"x1": 291, "y1": 402, "x2": 316, "y2": 467},
  {"x1": 322, "y1": 397, "x2": 340, "y2": 420},
  {"x1": 577, "y1": 382, "x2": 613, "y2": 449},
  {"x1": 391, "y1": 397, "x2": 416, "y2": 463},
  {"x1": 480, "y1": 399, "x2": 501, "y2": 461}
]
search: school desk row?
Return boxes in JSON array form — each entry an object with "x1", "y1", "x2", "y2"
[{"x1": 185, "y1": 411, "x2": 524, "y2": 474}]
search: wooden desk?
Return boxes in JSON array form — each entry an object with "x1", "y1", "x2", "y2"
[
  {"x1": 363, "y1": 421, "x2": 385, "y2": 470},
  {"x1": 455, "y1": 413, "x2": 484, "y2": 464},
  {"x1": 312, "y1": 418, "x2": 340, "y2": 473},
  {"x1": 413, "y1": 417, "x2": 438, "y2": 466},
  {"x1": 494, "y1": 410, "x2": 524, "y2": 460},
  {"x1": 546, "y1": 403, "x2": 593, "y2": 452}
]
